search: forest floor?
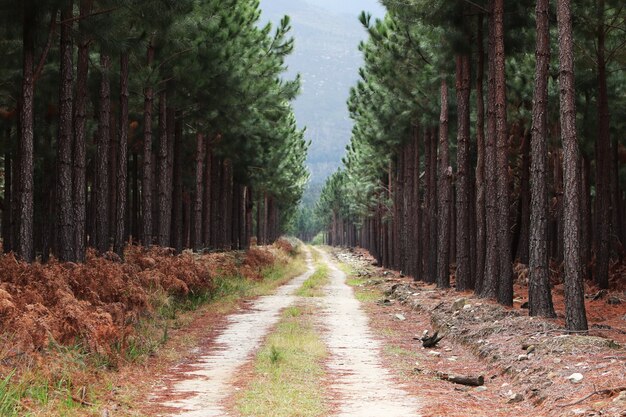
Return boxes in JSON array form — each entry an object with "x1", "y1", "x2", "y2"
[
  {"x1": 3, "y1": 243, "x2": 624, "y2": 416},
  {"x1": 328, "y1": 246, "x2": 626, "y2": 417}
]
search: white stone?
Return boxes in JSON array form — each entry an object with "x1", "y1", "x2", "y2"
[{"x1": 567, "y1": 373, "x2": 584, "y2": 383}]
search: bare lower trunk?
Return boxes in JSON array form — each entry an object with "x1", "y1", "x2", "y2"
[
  {"x1": 192, "y1": 133, "x2": 204, "y2": 250},
  {"x1": 529, "y1": 0, "x2": 556, "y2": 318},
  {"x1": 17, "y1": 7, "x2": 36, "y2": 262},
  {"x1": 482, "y1": 0, "x2": 499, "y2": 299},
  {"x1": 475, "y1": 13, "x2": 487, "y2": 295},
  {"x1": 494, "y1": 0, "x2": 513, "y2": 306},
  {"x1": 594, "y1": 0, "x2": 610, "y2": 289},
  {"x1": 437, "y1": 79, "x2": 451, "y2": 289},
  {"x1": 556, "y1": 0, "x2": 588, "y2": 331},
  {"x1": 114, "y1": 52, "x2": 129, "y2": 259},
  {"x1": 55, "y1": 1, "x2": 75, "y2": 261},
  {"x1": 72, "y1": 0, "x2": 92, "y2": 262},
  {"x1": 171, "y1": 115, "x2": 183, "y2": 253},
  {"x1": 2, "y1": 147, "x2": 12, "y2": 253},
  {"x1": 455, "y1": 54, "x2": 472, "y2": 291},
  {"x1": 95, "y1": 53, "x2": 111, "y2": 253},
  {"x1": 157, "y1": 91, "x2": 170, "y2": 247},
  {"x1": 141, "y1": 43, "x2": 155, "y2": 246}
]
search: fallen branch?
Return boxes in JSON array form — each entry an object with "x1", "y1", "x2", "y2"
[
  {"x1": 557, "y1": 387, "x2": 626, "y2": 407},
  {"x1": 436, "y1": 372, "x2": 484, "y2": 387}
]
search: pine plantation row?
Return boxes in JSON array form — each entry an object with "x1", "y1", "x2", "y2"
[
  {"x1": 316, "y1": 0, "x2": 626, "y2": 331},
  {"x1": 0, "y1": 1, "x2": 309, "y2": 263}
]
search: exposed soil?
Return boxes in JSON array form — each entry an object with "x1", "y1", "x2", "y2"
[
  {"x1": 142, "y1": 250, "x2": 316, "y2": 416},
  {"x1": 329, "y1": 246, "x2": 626, "y2": 417},
  {"x1": 316, "y1": 248, "x2": 421, "y2": 416}
]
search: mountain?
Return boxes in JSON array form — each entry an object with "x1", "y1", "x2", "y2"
[{"x1": 259, "y1": 0, "x2": 385, "y2": 189}]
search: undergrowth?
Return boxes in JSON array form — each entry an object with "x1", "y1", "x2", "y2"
[{"x1": 0, "y1": 242, "x2": 306, "y2": 416}]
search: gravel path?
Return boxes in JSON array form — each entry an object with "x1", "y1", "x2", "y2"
[
  {"x1": 149, "y1": 247, "x2": 421, "y2": 416},
  {"x1": 316, "y1": 248, "x2": 422, "y2": 417},
  {"x1": 149, "y1": 251, "x2": 315, "y2": 416}
]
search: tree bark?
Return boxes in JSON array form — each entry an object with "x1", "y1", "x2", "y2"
[
  {"x1": 202, "y1": 141, "x2": 212, "y2": 246},
  {"x1": 437, "y1": 79, "x2": 452, "y2": 289},
  {"x1": 171, "y1": 115, "x2": 183, "y2": 253},
  {"x1": 475, "y1": 13, "x2": 487, "y2": 295},
  {"x1": 114, "y1": 51, "x2": 129, "y2": 259},
  {"x1": 55, "y1": 1, "x2": 75, "y2": 261},
  {"x1": 156, "y1": 90, "x2": 170, "y2": 247},
  {"x1": 95, "y1": 53, "x2": 111, "y2": 253},
  {"x1": 556, "y1": 0, "x2": 588, "y2": 331},
  {"x1": 516, "y1": 130, "x2": 531, "y2": 264},
  {"x1": 529, "y1": 0, "x2": 556, "y2": 318},
  {"x1": 493, "y1": 0, "x2": 513, "y2": 306},
  {"x1": 17, "y1": 6, "x2": 36, "y2": 262},
  {"x1": 142, "y1": 42, "x2": 155, "y2": 247},
  {"x1": 594, "y1": 0, "x2": 610, "y2": 289},
  {"x1": 429, "y1": 128, "x2": 439, "y2": 283},
  {"x1": 482, "y1": 0, "x2": 499, "y2": 299},
  {"x1": 192, "y1": 133, "x2": 204, "y2": 250},
  {"x1": 72, "y1": 0, "x2": 92, "y2": 262},
  {"x1": 2, "y1": 146, "x2": 12, "y2": 253},
  {"x1": 456, "y1": 54, "x2": 472, "y2": 291}
]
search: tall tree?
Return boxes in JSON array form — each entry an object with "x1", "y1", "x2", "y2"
[
  {"x1": 55, "y1": 0, "x2": 75, "y2": 261},
  {"x1": 455, "y1": 52, "x2": 472, "y2": 291},
  {"x1": 556, "y1": 0, "x2": 588, "y2": 331},
  {"x1": 528, "y1": 0, "x2": 556, "y2": 318},
  {"x1": 437, "y1": 78, "x2": 451, "y2": 288},
  {"x1": 494, "y1": 0, "x2": 513, "y2": 306}
]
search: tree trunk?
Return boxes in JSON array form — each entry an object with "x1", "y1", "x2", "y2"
[
  {"x1": 481, "y1": 0, "x2": 499, "y2": 299},
  {"x1": 192, "y1": 133, "x2": 204, "y2": 250},
  {"x1": 141, "y1": 43, "x2": 155, "y2": 247},
  {"x1": 493, "y1": 0, "x2": 513, "y2": 306},
  {"x1": 109, "y1": 111, "x2": 118, "y2": 248},
  {"x1": 456, "y1": 54, "x2": 472, "y2": 291},
  {"x1": 556, "y1": 0, "x2": 588, "y2": 331},
  {"x1": 17, "y1": 6, "x2": 36, "y2": 262},
  {"x1": 437, "y1": 79, "x2": 452, "y2": 289},
  {"x1": 171, "y1": 115, "x2": 183, "y2": 253},
  {"x1": 202, "y1": 141, "x2": 212, "y2": 246},
  {"x1": 156, "y1": 91, "x2": 169, "y2": 247},
  {"x1": 428, "y1": 128, "x2": 439, "y2": 283},
  {"x1": 94, "y1": 53, "x2": 111, "y2": 253},
  {"x1": 528, "y1": 0, "x2": 556, "y2": 318},
  {"x1": 114, "y1": 51, "x2": 129, "y2": 259},
  {"x1": 413, "y1": 127, "x2": 422, "y2": 280},
  {"x1": 55, "y1": 0, "x2": 75, "y2": 261},
  {"x1": 594, "y1": 0, "x2": 610, "y2": 289},
  {"x1": 72, "y1": 0, "x2": 92, "y2": 261},
  {"x1": 475, "y1": 13, "x2": 487, "y2": 295},
  {"x1": 2, "y1": 146, "x2": 12, "y2": 253},
  {"x1": 516, "y1": 130, "x2": 531, "y2": 264}
]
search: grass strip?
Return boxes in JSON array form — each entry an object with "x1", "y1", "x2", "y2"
[
  {"x1": 236, "y1": 305, "x2": 328, "y2": 417},
  {"x1": 296, "y1": 264, "x2": 330, "y2": 297}
]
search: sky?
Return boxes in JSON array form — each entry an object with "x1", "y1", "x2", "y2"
[
  {"x1": 303, "y1": 0, "x2": 386, "y2": 18},
  {"x1": 258, "y1": 0, "x2": 387, "y2": 191}
]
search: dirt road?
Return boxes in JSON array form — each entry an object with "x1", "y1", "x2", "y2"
[{"x1": 148, "y1": 247, "x2": 421, "y2": 416}]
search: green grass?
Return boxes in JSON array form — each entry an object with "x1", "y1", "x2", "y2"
[
  {"x1": 296, "y1": 264, "x2": 330, "y2": 297},
  {"x1": 236, "y1": 306, "x2": 328, "y2": 417},
  {"x1": 341, "y1": 265, "x2": 383, "y2": 304},
  {"x1": 384, "y1": 345, "x2": 419, "y2": 358},
  {"x1": 346, "y1": 276, "x2": 367, "y2": 287}
]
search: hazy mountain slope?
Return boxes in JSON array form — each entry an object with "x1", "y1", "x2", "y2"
[{"x1": 259, "y1": 0, "x2": 384, "y2": 186}]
